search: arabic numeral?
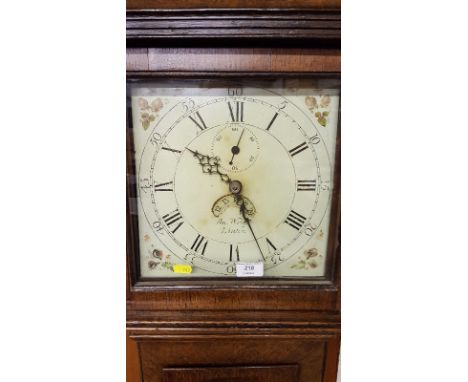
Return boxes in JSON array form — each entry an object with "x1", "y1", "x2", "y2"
[
  {"x1": 150, "y1": 132, "x2": 162, "y2": 145},
  {"x1": 181, "y1": 98, "x2": 195, "y2": 114},
  {"x1": 270, "y1": 251, "x2": 283, "y2": 265},
  {"x1": 278, "y1": 100, "x2": 288, "y2": 109},
  {"x1": 184, "y1": 253, "x2": 196, "y2": 264},
  {"x1": 228, "y1": 88, "x2": 243, "y2": 96},
  {"x1": 226, "y1": 264, "x2": 235, "y2": 274},
  {"x1": 152, "y1": 221, "x2": 163, "y2": 231},
  {"x1": 140, "y1": 178, "x2": 151, "y2": 193},
  {"x1": 305, "y1": 224, "x2": 318, "y2": 236},
  {"x1": 309, "y1": 133, "x2": 321, "y2": 145}
]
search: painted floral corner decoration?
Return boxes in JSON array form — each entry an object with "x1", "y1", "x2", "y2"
[
  {"x1": 148, "y1": 248, "x2": 173, "y2": 271},
  {"x1": 291, "y1": 248, "x2": 323, "y2": 270},
  {"x1": 316, "y1": 228, "x2": 324, "y2": 240},
  {"x1": 138, "y1": 97, "x2": 165, "y2": 130},
  {"x1": 143, "y1": 233, "x2": 174, "y2": 272},
  {"x1": 305, "y1": 95, "x2": 332, "y2": 127}
]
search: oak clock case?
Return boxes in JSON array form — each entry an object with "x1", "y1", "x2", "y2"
[{"x1": 127, "y1": 79, "x2": 339, "y2": 280}]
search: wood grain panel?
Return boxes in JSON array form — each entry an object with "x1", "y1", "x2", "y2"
[
  {"x1": 127, "y1": 0, "x2": 340, "y2": 10},
  {"x1": 126, "y1": 48, "x2": 340, "y2": 72},
  {"x1": 322, "y1": 337, "x2": 340, "y2": 382},
  {"x1": 127, "y1": 333, "x2": 142, "y2": 382},
  {"x1": 162, "y1": 365, "x2": 298, "y2": 382},
  {"x1": 140, "y1": 339, "x2": 325, "y2": 382},
  {"x1": 147, "y1": 48, "x2": 340, "y2": 72},
  {"x1": 126, "y1": 287, "x2": 339, "y2": 311}
]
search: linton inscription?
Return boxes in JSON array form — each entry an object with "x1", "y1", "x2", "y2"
[{"x1": 217, "y1": 217, "x2": 247, "y2": 234}]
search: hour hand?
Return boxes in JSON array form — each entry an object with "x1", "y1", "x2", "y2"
[{"x1": 186, "y1": 148, "x2": 230, "y2": 184}]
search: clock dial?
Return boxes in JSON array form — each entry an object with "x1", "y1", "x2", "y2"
[{"x1": 130, "y1": 82, "x2": 339, "y2": 277}]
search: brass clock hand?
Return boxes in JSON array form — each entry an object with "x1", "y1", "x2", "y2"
[
  {"x1": 187, "y1": 147, "x2": 263, "y2": 260},
  {"x1": 234, "y1": 192, "x2": 265, "y2": 261},
  {"x1": 229, "y1": 128, "x2": 246, "y2": 165},
  {"x1": 186, "y1": 148, "x2": 231, "y2": 184}
]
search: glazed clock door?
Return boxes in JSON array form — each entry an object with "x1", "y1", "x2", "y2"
[{"x1": 128, "y1": 80, "x2": 339, "y2": 280}]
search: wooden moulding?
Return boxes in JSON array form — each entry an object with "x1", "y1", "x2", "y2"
[
  {"x1": 127, "y1": 309, "x2": 340, "y2": 340},
  {"x1": 126, "y1": 8, "x2": 340, "y2": 44},
  {"x1": 127, "y1": 0, "x2": 341, "y2": 9}
]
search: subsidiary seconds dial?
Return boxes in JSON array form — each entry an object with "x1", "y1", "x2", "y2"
[{"x1": 211, "y1": 124, "x2": 260, "y2": 173}]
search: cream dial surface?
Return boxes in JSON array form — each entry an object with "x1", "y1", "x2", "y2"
[{"x1": 131, "y1": 84, "x2": 339, "y2": 277}]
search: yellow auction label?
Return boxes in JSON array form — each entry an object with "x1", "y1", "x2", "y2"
[{"x1": 173, "y1": 264, "x2": 193, "y2": 274}]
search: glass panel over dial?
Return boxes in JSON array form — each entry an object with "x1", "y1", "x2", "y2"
[{"x1": 128, "y1": 79, "x2": 339, "y2": 278}]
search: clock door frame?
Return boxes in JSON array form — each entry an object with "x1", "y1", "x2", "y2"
[{"x1": 127, "y1": 7, "x2": 340, "y2": 382}]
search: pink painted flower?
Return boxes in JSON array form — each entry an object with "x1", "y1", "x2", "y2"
[
  {"x1": 138, "y1": 98, "x2": 149, "y2": 110},
  {"x1": 150, "y1": 98, "x2": 163, "y2": 112},
  {"x1": 305, "y1": 96, "x2": 318, "y2": 110},
  {"x1": 320, "y1": 95, "x2": 331, "y2": 108},
  {"x1": 152, "y1": 249, "x2": 163, "y2": 259},
  {"x1": 304, "y1": 248, "x2": 319, "y2": 259}
]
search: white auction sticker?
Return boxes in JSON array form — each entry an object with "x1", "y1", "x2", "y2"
[{"x1": 236, "y1": 262, "x2": 264, "y2": 277}]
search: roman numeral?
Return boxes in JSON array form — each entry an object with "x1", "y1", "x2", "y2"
[
  {"x1": 154, "y1": 181, "x2": 173, "y2": 192},
  {"x1": 285, "y1": 210, "x2": 307, "y2": 231},
  {"x1": 191, "y1": 234, "x2": 208, "y2": 255},
  {"x1": 189, "y1": 111, "x2": 208, "y2": 130},
  {"x1": 266, "y1": 112, "x2": 279, "y2": 131},
  {"x1": 161, "y1": 147, "x2": 181, "y2": 154},
  {"x1": 289, "y1": 142, "x2": 308, "y2": 157},
  {"x1": 162, "y1": 209, "x2": 184, "y2": 233},
  {"x1": 228, "y1": 101, "x2": 244, "y2": 122},
  {"x1": 265, "y1": 237, "x2": 277, "y2": 252},
  {"x1": 297, "y1": 179, "x2": 317, "y2": 191},
  {"x1": 229, "y1": 244, "x2": 240, "y2": 262}
]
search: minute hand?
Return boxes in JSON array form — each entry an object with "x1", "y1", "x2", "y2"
[{"x1": 238, "y1": 195, "x2": 266, "y2": 261}]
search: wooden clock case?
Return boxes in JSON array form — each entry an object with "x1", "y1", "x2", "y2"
[{"x1": 126, "y1": 3, "x2": 341, "y2": 382}]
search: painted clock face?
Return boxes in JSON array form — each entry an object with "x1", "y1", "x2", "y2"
[{"x1": 129, "y1": 81, "x2": 339, "y2": 278}]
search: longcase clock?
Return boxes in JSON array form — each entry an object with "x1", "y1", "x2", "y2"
[{"x1": 127, "y1": 3, "x2": 341, "y2": 382}]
